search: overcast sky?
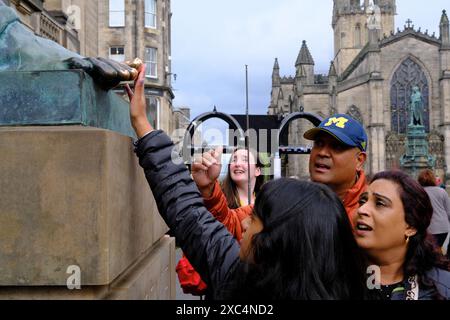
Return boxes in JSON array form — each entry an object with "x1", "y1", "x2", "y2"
[{"x1": 171, "y1": 0, "x2": 449, "y2": 120}]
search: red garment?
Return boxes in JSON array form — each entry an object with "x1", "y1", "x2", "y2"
[
  {"x1": 342, "y1": 169, "x2": 367, "y2": 223},
  {"x1": 176, "y1": 181, "x2": 253, "y2": 296},
  {"x1": 176, "y1": 255, "x2": 208, "y2": 295}
]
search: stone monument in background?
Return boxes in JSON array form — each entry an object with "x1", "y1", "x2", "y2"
[
  {"x1": 0, "y1": 1, "x2": 175, "y2": 299},
  {"x1": 400, "y1": 86, "x2": 435, "y2": 178}
]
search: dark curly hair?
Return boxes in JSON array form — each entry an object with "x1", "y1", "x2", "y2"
[{"x1": 371, "y1": 171, "x2": 450, "y2": 299}]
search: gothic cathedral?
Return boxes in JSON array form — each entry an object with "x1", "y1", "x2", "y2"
[{"x1": 268, "y1": 0, "x2": 450, "y2": 183}]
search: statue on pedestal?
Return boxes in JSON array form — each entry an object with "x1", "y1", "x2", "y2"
[
  {"x1": 0, "y1": 0, "x2": 138, "y2": 90},
  {"x1": 410, "y1": 86, "x2": 425, "y2": 126}
]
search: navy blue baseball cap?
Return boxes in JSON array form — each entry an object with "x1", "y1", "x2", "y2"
[{"x1": 303, "y1": 114, "x2": 368, "y2": 152}]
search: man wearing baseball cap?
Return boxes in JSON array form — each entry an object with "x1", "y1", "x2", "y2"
[{"x1": 304, "y1": 114, "x2": 368, "y2": 220}]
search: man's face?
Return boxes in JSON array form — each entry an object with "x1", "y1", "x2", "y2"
[{"x1": 309, "y1": 132, "x2": 366, "y2": 192}]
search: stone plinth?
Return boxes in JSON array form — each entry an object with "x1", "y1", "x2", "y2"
[
  {"x1": 0, "y1": 127, "x2": 173, "y2": 299},
  {"x1": 0, "y1": 236, "x2": 175, "y2": 300},
  {"x1": 400, "y1": 125, "x2": 435, "y2": 178}
]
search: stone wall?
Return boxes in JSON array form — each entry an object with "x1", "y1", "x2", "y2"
[{"x1": 0, "y1": 126, "x2": 175, "y2": 299}]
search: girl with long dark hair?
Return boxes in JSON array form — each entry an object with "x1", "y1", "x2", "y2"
[{"x1": 221, "y1": 147, "x2": 264, "y2": 209}]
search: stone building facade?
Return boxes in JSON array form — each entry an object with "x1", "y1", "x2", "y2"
[
  {"x1": 5, "y1": 0, "x2": 175, "y2": 132},
  {"x1": 98, "y1": 0, "x2": 174, "y2": 133},
  {"x1": 268, "y1": 0, "x2": 450, "y2": 184}
]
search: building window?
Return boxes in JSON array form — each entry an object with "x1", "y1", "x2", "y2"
[
  {"x1": 109, "y1": 46, "x2": 125, "y2": 62},
  {"x1": 109, "y1": 0, "x2": 125, "y2": 27},
  {"x1": 145, "y1": 47, "x2": 157, "y2": 78},
  {"x1": 145, "y1": 0, "x2": 157, "y2": 28},
  {"x1": 390, "y1": 58, "x2": 430, "y2": 134},
  {"x1": 147, "y1": 96, "x2": 160, "y2": 129}
]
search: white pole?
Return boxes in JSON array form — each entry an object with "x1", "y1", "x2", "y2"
[{"x1": 274, "y1": 152, "x2": 281, "y2": 179}]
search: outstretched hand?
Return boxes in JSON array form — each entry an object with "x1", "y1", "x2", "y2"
[
  {"x1": 191, "y1": 147, "x2": 223, "y2": 197},
  {"x1": 124, "y1": 64, "x2": 153, "y2": 138}
]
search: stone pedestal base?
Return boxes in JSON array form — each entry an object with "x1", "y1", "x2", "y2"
[
  {"x1": 0, "y1": 127, "x2": 174, "y2": 299},
  {"x1": 400, "y1": 125, "x2": 435, "y2": 178}
]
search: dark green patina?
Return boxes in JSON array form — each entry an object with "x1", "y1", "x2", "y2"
[
  {"x1": 400, "y1": 87, "x2": 435, "y2": 177},
  {"x1": 0, "y1": 70, "x2": 136, "y2": 138},
  {"x1": 0, "y1": 1, "x2": 138, "y2": 138}
]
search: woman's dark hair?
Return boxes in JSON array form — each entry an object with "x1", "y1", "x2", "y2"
[
  {"x1": 221, "y1": 148, "x2": 264, "y2": 208},
  {"x1": 227, "y1": 178, "x2": 367, "y2": 299},
  {"x1": 418, "y1": 169, "x2": 437, "y2": 187},
  {"x1": 371, "y1": 171, "x2": 450, "y2": 297}
]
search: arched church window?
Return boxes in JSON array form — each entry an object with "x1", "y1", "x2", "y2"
[
  {"x1": 390, "y1": 58, "x2": 430, "y2": 134},
  {"x1": 346, "y1": 105, "x2": 363, "y2": 124}
]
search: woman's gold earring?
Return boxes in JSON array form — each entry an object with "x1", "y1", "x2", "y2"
[{"x1": 405, "y1": 235, "x2": 410, "y2": 244}]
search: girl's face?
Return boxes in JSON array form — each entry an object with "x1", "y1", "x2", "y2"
[
  {"x1": 353, "y1": 179, "x2": 416, "y2": 255},
  {"x1": 239, "y1": 213, "x2": 263, "y2": 262},
  {"x1": 229, "y1": 149, "x2": 261, "y2": 185}
]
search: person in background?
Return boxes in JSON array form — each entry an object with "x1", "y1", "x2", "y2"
[
  {"x1": 418, "y1": 169, "x2": 450, "y2": 256},
  {"x1": 221, "y1": 148, "x2": 264, "y2": 209},
  {"x1": 303, "y1": 114, "x2": 368, "y2": 220},
  {"x1": 354, "y1": 170, "x2": 450, "y2": 300}
]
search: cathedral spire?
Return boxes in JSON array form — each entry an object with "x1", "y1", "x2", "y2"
[
  {"x1": 328, "y1": 61, "x2": 337, "y2": 77},
  {"x1": 441, "y1": 10, "x2": 449, "y2": 47},
  {"x1": 272, "y1": 58, "x2": 280, "y2": 87},
  {"x1": 295, "y1": 41, "x2": 315, "y2": 66},
  {"x1": 273, "y1": 57, "x2": 280, "y2": 71},
  {"x1": 441, "y1": 9, "x2": 449, "y2": 25}
]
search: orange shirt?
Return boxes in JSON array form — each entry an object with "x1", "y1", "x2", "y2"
[
  {"x1": 203, "y1": 181, "x2": 253, "y2": 241},
  {"x1": 342, "y1": 169, "x2": 367, "y2": 224}
]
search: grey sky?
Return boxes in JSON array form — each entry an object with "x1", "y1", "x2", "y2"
[{"x1": 171, "y1": 0, "x2": 449, "y2": 120}]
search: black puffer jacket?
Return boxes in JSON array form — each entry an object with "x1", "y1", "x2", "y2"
[{"x1": 134, "y1": 130, "x2": 241, "y2": 299}]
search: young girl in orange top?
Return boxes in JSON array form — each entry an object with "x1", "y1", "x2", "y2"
[{"x1": 176, "y1": 148, "x2": 263, "y2": 297}]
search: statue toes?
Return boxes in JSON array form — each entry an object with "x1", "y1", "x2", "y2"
[
  {"x1": 97, "y1": 57, "x2": 136, "y2": 81},
  {"x1": 64, "y1": 57, "x2": 94, "y2": 72}
]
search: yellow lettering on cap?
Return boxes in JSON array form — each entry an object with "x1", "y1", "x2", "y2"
[
  {"x1": 361, "y1": 141, "x2": 367, "y2": 150},
  {"x1": 324, "y1": 117, "x2": 349, "y2": 129}
]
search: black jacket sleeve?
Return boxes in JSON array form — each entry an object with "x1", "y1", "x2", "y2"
[{"x1": 134, "y1": 130, "x2": 240, "y2": 298}]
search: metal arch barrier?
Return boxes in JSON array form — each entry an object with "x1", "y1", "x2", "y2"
[
  {"x1": 277, "y1": 112, "x2": 323, "y2": 155},
  {"x1": 182, "y1": 110, "x2": 246, "y2": 163}
]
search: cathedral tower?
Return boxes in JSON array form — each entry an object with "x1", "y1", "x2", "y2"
[{"x1": 332, "y1": 0, "x2": 396, "y2": 75}]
